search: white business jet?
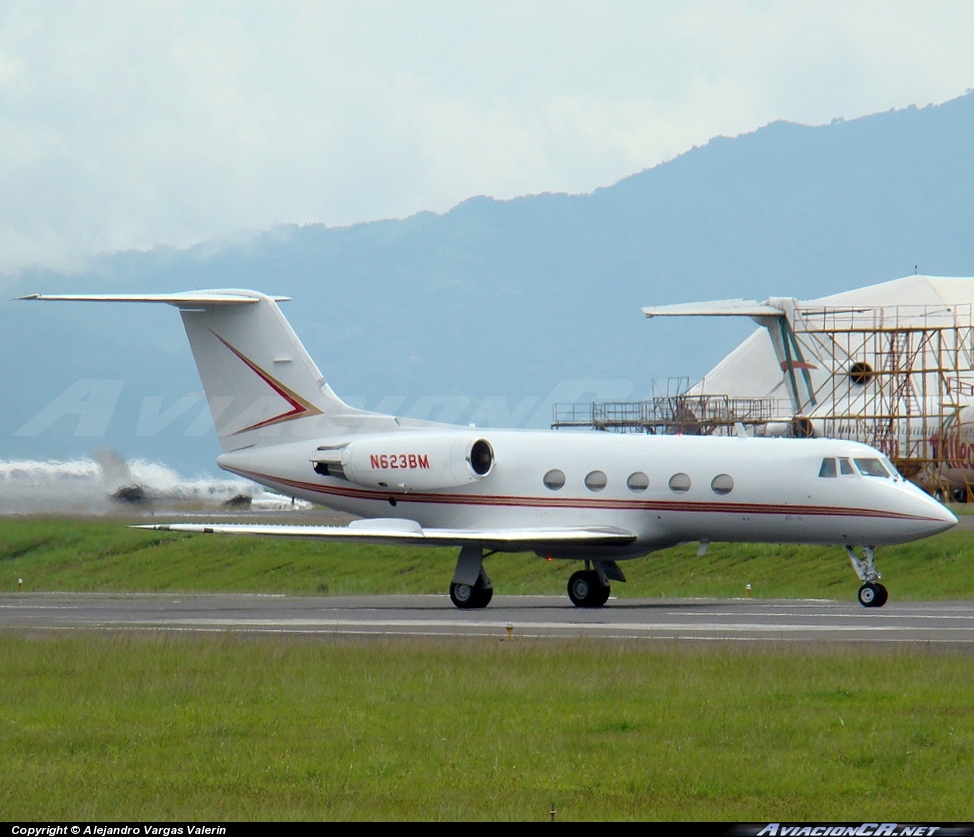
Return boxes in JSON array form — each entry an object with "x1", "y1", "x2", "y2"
[{"x1": 24, "y1": 289, "x2": 957, "y2": 608}]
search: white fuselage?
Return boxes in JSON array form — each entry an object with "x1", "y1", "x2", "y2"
[{"x1": 218, "y1": 430, "x2": 955, "y2": 559}]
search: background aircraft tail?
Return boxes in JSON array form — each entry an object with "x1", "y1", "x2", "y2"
[
  {"x1": 24, "y1": 290, "x2": 399, "y2": 451},
  {"x1": 642, "y1": 297, "x2": 822, "y2": 413},
  {"x1": 642, "y1": 286, "x2": 970, "y2": 438}
]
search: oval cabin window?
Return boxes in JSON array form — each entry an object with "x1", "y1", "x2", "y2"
[
  {"x1": 584, "y1": 470, "x2": 608, "y2": 492},
  {"x1": 711, "y1": 474, "x2": 734, "y2": 495},
  {"x1": 543, "y1": 469, "x2": 566, "y2": 490},
  {"x1": 668, "y1": 472, "x2": 691, "y2": 493},
  {"x1": 627, "y1": 472, "x2": 649, "y2": 492}
]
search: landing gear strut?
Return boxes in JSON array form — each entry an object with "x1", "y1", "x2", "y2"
[
  {"x1": 449, "y1": 545, "x2": 493, "y2": 609},
  {"x1": 846, "y1": 545, "x2": 889, "y2": 608}
]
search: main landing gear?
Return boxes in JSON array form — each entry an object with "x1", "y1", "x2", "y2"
[
  {"x1": 846, "y1": 545, "x2": 889, "y2": 608},
  {"x1": 448, "y1": 550, "x2": 627, "y2": 610},
  {"x1": 449, "y1": 545, "x2": 494, "y2": 609},
  {"x1": 449, "y1": 577, "x2": 493, "y2": 608},
  {"x1": 567, "y1": 559, "x2": 625, "y2": 608},
  {"x1": 567, "y1": 570, "x2": 610, "y2": 607}
]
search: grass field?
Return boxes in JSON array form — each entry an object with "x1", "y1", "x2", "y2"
[
  {"x1": 2, "y1": 633, "x2": 974, "y2": 821},
  {"x1": 1, "y1": 514, "x2": 972, "y2": 601},
  {"x1": 1, "y1": 514, "x2": 973, "y2": 821}
]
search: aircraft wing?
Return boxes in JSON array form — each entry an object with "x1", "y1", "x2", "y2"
[
  {"x1": 134, "y1": 519, "x2": 637, "y2": 550},
  {"x1": 642, "y1": 299, "x2": 784, "y2": 318}
]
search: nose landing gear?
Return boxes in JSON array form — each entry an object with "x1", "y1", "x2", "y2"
[{"x1": 846, "y1": 545, "x2": 889, "y2": 608}]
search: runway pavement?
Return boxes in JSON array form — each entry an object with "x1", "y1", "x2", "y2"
[{"x1": 2, "y1": 592, "x2": 974, "y2": 646}]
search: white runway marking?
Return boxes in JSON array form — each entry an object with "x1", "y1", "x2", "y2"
[{"x1": 3, "y1": 594, "x2": 974, "y2": 645}]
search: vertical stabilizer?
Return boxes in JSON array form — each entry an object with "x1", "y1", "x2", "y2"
[{"x1": 22, "y1": 290, "x2": 397, "y2": 450}]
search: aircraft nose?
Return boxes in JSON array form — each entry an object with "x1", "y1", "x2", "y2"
[
  {"x1": 925, "y1": 498, "x2": 958, "y2": 534},
  {"x1": 939, "y1": 503, "x2": 958, "y2": 529}
]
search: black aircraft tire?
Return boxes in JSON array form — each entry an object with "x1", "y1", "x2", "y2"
[
  {"x1": 857, "y1": 582, "x2": 886, "y2": 608},
  {"x1": 567, "y1": 570, "x2": 591, "y2": 606},
  {"x1": 450, "y1": 579, "x2": 492, "y2": 609},
  {"x1": 450, "y1": 582, "x2": 475, "y2": 609},
  {"x1": 472, "y1": 582, "x2": 493, "y2": 608},
  {"x1": 873, "y1": 583, "x2": 889, "y2": 608},
  {"x1": 568, "y1": 570, "x2": 609, "y2": 608},
  {"x1": 591, "y1": 582, "x2": 610, "y2": 607}
]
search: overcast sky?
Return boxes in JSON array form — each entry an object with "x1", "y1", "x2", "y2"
[{"x1": 2, "y1": 0, "x2": 973, "y2": 275}]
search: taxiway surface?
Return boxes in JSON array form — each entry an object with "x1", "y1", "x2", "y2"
[{"x1": 2, "y1": 593, "x2": 974, "y2": 646}]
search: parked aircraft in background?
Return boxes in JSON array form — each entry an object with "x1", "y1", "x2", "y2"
[
  {"x1": 0, "y1": 449, "x2": 311, "y2": 515},
  {"x1": 643, "y1": 275, "x2": 974, "y2": 499},
  {"x1": 24, "y1": 289, "x2": 956, "y2": 608}
]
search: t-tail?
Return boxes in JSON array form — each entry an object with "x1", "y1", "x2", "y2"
[
  {"x1": 641, "y1": 297, "x2": 830, "y2": 414},
  {"x1": 21, "y1": 290, "x2": 402, "y2": 450}
]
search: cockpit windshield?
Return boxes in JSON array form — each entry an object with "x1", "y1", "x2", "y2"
[
  {"x1": 820, "y1": 456, "x2": 895, "y2": 479},
  {"x1": 880, "y1": 455, "x2": 902, "y2": 479},
  {"x1": 854, "y1": 458, "x2": 892, "y2": 478}
]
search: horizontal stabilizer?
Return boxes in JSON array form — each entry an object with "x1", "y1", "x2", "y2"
[
  {"x1": 20, "y1": 291, "x2": 290, "y2": 306},
  {"x1": 642, "y1": 299, "x2": 784, "y2": 318},
  {"x1": 134, "y1": 521, "x2": 637, "y2": 549}
]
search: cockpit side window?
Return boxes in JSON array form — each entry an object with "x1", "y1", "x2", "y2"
[
  {"x1": 839, "y1": 458, "x2": 856, "y2": 475},
  {"x1": 880, "y1": 455, "x2": 901, "y2": 479},
  {"x1": 818, "y1": 458, "x2": 837, "y2": 478},
  {"x1": 855, "y1": 458, "x2": 891, "y2": 478}
]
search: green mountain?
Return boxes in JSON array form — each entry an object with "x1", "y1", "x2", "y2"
[{"x1": 4, "y1": 93, "x2": 974, "y2": 475}]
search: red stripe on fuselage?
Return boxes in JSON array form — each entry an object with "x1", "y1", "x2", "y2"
[
  {"x1": 223, "y1": 466, "x2": 935, "y2": 523},
  {"x1": 211, "y1": 332, "x2": 323, "y2": 434}
]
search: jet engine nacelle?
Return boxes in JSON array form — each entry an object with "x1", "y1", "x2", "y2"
[{"x1": 313, "y1": 432, "x2": 494, "y2": 492}]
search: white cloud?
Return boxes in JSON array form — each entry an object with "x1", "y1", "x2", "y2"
[{"x1": 1, "y1": 0, "x2": 973, "y2": 275}]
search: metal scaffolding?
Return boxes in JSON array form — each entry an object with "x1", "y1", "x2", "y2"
[
  {"x1": 553, "y1": 303, "x2": 974, "y2": 497},
  {"x1": 551, "y1": 394, "x2": 787, "y2": 436},
  {"x1": 789, "y1": 303, "x2": 974, "y2": 493}
]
